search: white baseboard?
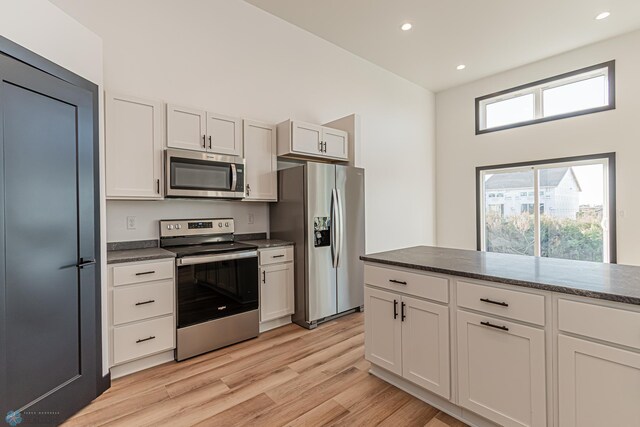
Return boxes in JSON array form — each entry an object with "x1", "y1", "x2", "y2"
[
  {"x1": 369, "y1": 365, "x2": 499, "y2": 427},
  {"x1": 110, "y1": 350, "x2": 175, "y2": 379},
  {"x1": 259, "y1": 315, "x2": 291, "y2": 333}
]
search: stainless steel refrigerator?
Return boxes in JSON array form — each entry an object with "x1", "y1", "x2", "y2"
[{"x1": 270, "y1": 162, "x2": 365, "y2": 329}]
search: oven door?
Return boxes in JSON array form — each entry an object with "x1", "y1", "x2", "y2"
[
  {"x1": 176, "y1": 250, "x2": 258, "y2": 329},
  {"x1": 166, "y1": 149, "x2": 245, "y2": 198}
]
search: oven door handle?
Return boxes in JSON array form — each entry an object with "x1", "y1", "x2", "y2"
[
  {"x1": 176, "y1": 250, "x2": 258, "y2": 266},
  {"x1": 231, "y1": 163, "x2": 238, "y2": 192}
]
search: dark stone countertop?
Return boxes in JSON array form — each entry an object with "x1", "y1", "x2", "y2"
[
  {"x1": 242, "y1": 239, "x2": 294, "y2": 249},
  {"x1": 360, "y1": 245, "x2": 640, "y2": 306},
  {"x1": 107, "y1": 247, "x2": 176, "y2": 265}
]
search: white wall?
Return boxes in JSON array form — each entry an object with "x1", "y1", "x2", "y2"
[
  {"x1": 51, "y1": 0, "x2": 437, "y2": 253},
  {"x1": 107, "y1": 200, "x2": 269, "y2": 241},
  {"x1": 0, "y1": 0, "x2": 110, "y2": 376},
  {"x1": 436, "y1": 30, "x2": 640, "y2": 266}
]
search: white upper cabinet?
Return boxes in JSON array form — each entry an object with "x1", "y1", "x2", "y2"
[
  {"x1": 167, "y1": 104, "x2": 242, "y2": 156},
  {"x1": 243, "y1": 119, "x2": 277, "y2": 202},
  {"x1": 166, "y1": 104, "x2": 206, "y2": 151},
  {"x1": 322, "y1": 126, "x2": 348, "y2": 159},
  {"x1": 206, "y1": 112, "x2": 242, "y2": 156},
  {"x1": 291, "y1": 121, "x2": 323, "y2": 156},
  {"x1": 277, "y1": 119, "x2": 349, "y2": 161},
  {"x1": 105, "y1": 93, "x2": 163, "y2": 199}
]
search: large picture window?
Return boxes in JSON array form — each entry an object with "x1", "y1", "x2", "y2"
[
  {"x1": 476, "y1": 61, "x2": 615, "y2": 134},
  {"x1": 476, "y1": 153, "x2": 616, "y2": 263}
]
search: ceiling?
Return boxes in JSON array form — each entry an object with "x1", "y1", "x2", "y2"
[{"x1": 245, "y1": 0, "x2": 640, "y2": 92}]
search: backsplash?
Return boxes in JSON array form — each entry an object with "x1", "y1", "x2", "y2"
[{"x1": 106, "y1": 199, "x2": 269, "y2": 242}]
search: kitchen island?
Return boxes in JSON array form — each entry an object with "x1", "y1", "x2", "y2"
[{"x1": 360, "y1": 246, "x2": 640, "y2": 427}]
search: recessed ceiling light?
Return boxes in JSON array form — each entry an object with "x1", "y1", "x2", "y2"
[
  {"x1": 595, "y1": 11, "x2": 610, "y2": 20},
  {"x1": 401, "y1": 22, "x2": 413, "y2": 31},
  {"x1": 457, "y1": 64, "x2": 466, "y2": 71}
]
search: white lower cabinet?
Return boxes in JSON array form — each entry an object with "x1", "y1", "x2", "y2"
[
  {"x1": 364, "y1": 285, "x2": 450, "y2": 399},
  {"x1": 108, "y1": 258, "x2": 176, "y2": 372},
  {"x1": 457, "y1": 310, "x2": 546, "y2": 427},
  {"x1": 558, "y1": 334, "x2": 640, "y2": 427},
  {"x1": 259, "y1": 246, "x2": 294, "y2": 331}
]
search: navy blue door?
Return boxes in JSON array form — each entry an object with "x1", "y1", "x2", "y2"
[{"x1": 0, "y1": 51, "x2": 100, "y2": 426}]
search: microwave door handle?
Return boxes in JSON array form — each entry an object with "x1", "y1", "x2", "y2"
[{"x1": 231, "y1": 163, "x2": 237, "y2": 192}]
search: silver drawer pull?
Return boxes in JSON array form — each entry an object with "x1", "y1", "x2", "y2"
[
  {"x1": 480, "y1": 298, "x2": 509, "y2": 307},
  {"x1": 135, "y1": 300, "x2": 155, "y2": 306},
  {"x1": 136, "y1": 336, "x2": 156, "y2": 343},
  {"x1": 389, "y1": 279, "x2": 407, "y2": 285},
  {"x1": 480, "y1": 321, "x2": 509, "y2": 332},
  {"x1": 135, "y1": 271, "x2": 156, "y2": 276}
]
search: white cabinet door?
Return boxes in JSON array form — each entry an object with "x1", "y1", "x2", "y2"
[
  {"x1": 291, "y1": 121, "x2": 323, "y2": 156},
  {"x1": 457, "y1": 310, "x2": 546, "y2": 427},
  {"x1": 558, "y1": 334, "x2": 640, "y2": 427},
  {"x1": 322, "y1": 127, "x2": 348, "y2": 160},
  {"x1": 401, "y1": 295, "x2": 450, "y2": 399},
  {"x1": 243, "y1": 120, "x2": 277, "y2": 201},
  {"x1": 260, "y1": 262, "x2": 294, "y2": 322},
  {"x1": 364, "y1": 286, "x2": 402, "y2": 375},
  {"x1": 166, "y1": 104, "x2": 206, "y2": 151},
  {"x1": 206, "y1": 112, "x2": 242, "y2": 156},
  {"x1": 105, "y1": 93, "x2": 163, "y2": 199}
]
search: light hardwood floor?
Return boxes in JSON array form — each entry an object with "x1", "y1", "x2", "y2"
[{"x1": 64, "y1": 312, "x2": 468, "y2": 426}]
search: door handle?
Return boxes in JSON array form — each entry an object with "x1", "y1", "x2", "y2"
[
  {"x1": 335, "y1": 188, "x2": 344, "y2": 267},
  {"x1": 323, "y1": 141, "x2": 327, "y2": 152},
  {"x1": 76, "y1": 258, "x2": 96, "y2": 269},
  {"x1": 480, "y1": 321, "x2": 509, "y2": 332},
  {"x1": 401, "y1": 302, "x2": 406, "y2": 321},
  {"x1": 136, "y1": 336, "x2": 156, "y2": 343},
  {"x1": 389, "y1": 279, "x2": 407, "y2": 285},
  {"x1": 231, "y1": 164, "x2": 238, "y2": 191},
  {"x1": 135, "y1": 270, "x2": 156, "y2": 276},
  {"x1": 262, "y1": 270, "x2": 266, "y2": 283},
  {"x1": 480, "y1": 298, "x2": 509, "y2": 307},
  {"x1": 156, "y1": 179, "x2": 160, "y2": 194},
  {"x1": 202, "y1": 135, "x2": 206, "y2": 148},
  {"x1": 208, "y1": 135, "x2": 212, "y2": 149},
  {"x1": 393, "y1": 299, "x2": 398, "y2": 319},
  {"x1": 135, "y1": 300, "x2": 155, "y2": 306},
  {"x1": 330, "y1": 189, "x2": 338, "y2": 268}
]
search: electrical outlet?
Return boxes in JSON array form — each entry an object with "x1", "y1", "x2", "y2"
[
  {"x1": 248, "y1": 213, "x2": 255, "y2": 225},
  {"x1": 127, "y1": 216, "x2": 137, "y2": 230}
]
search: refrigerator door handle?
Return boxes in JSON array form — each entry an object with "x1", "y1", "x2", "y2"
[
  {"x1": 331, "y1": 188, "x2": 338, "y2": 268},
  {"x1": 336, "y1": 188, "x2": 344, "y2": 267}
]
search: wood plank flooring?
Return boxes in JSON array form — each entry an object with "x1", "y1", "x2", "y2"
[{"x1": 64, "y1": 312, "x2": 468, "y2": 427}]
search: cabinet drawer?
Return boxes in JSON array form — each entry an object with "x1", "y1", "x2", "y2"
[
  {"x1": 457, "y1": 280, "x2": 545, "y2": 326},
  {"x1": 113, "y1": 315, "x2": 175, "y2": 365},
  {"x1": 112, "y1": 260, "x2": 174, "y2": 286},
  {"x1": 364, "y1": 264, "x2": 448, "y2": 303},
  {"x1": 113, "y1": 280, "x2": 174, "y2": 325},
  {"x1": 558, "y1": 299, "x2": 640, "y2": 350},
  {"x1": 259, "y1": 246, "x2": 293, "y2": 265}
]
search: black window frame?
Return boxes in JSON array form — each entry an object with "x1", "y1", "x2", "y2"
[
  {"x1": 475, "y1": 61, "x2": 616, "y2": 135},
  {"x1": 475, "y1": 152, "x2": 617, "y2": 263}
]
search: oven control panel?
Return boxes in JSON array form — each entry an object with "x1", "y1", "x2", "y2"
[{"x1": 160, "y1": 218, "x2": 234, "y2": 237}]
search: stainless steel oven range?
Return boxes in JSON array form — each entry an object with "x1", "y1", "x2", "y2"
[{"x1": 160, "y1": 218, "x2": 259, "y2": 361}]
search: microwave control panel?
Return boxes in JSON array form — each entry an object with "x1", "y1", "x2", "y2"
[{"x1": 313, "y1": 216, "x2": 331, "y2": 248}]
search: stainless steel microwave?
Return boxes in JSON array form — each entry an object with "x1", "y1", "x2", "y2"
[{"x1": 165, "y1": 149, "x2": 245, "y2": 199}]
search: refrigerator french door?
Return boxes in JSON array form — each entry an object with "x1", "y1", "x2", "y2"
[{"x1": 270, "y1": 162, "x2": 365, "y2": 329}]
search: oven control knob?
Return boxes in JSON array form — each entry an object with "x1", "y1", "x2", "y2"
[
  {"x1": 167, "y1": 224, "x2": 174, "y2": 230},
  {"x1": 175, "y1": 224, "x2": 182, "y2": 230},
  {"x1": 218, "y1": 222, "x2": 223, "y2": 227},
  {"x1": 225, "y1": 222, "x2": 229, "y2": 227}
]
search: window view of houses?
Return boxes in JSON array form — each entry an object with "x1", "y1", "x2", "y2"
[{"x1": 483, "y1": 163, "x2": 606, "y2": 262}]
